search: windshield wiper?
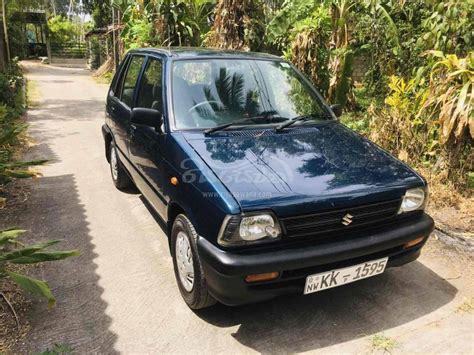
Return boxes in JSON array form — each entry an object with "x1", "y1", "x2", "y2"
[
  {"x1": 203, "y1": 117, "x2": 261, "y2": 135},
  {"x1": 203, "y1": 111, "x2": 287, "y2": 135},
  {"x1": 275, "y1": 114, "x2": 318, "y2": 132}
]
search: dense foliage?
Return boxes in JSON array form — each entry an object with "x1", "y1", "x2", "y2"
[
  {"x1": 111, "y1": 0, "x2": 215, "y2": 50},
  {"x1": 47, "y1": 16, "x2": 78, "y2": 44},
  {"x1": 263, "y1": 0, "x2": 472, "y2": 190}
]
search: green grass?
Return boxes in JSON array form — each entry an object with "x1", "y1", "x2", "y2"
[
  {"x1": 93, "y1": 72, "x2": 113, "y2": 84},
  {"x1": 38, "y1": 343, "x2": 73, "y2": 355},
  {"x1": 27, "y1": 79, "x2": 41, "y2": 108},
  {"x1": 456, "y1": 297, "x2": 474, "y2": 314},
  {"x1": 340, "y1": 111, "x2": 370, "y2": 135},
  {"x1": 370, "y1": 334, "x2": 398, "y2": 353}
]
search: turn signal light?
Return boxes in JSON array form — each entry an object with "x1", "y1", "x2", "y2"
[
  {"x1": 404, "y1": 236, "x2": 425, "y2": 249},
  {"x1": 170, "y1": 177, "x2": 179, "y2": 186},
  {"x1": 245, "y1": 272, "x2": 279, "y2": 283}
]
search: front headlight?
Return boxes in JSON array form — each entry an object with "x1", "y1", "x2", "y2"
[
  {"x1": 399, "y1": 188, "x2": 426, "y2": 213},
  {"x1": 218, "y1": 213, "x2": 281, "y2": 247}
]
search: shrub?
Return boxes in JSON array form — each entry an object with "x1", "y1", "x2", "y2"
[
  {"x1": 422, "y1": 51, "x2": 473, "y2": 148},
  {"x1": 0, "y1": 102, "x2": 47, "y2": 185},
  {"x1": 369, "y1": 75, "x2": 432, "y2": 162},
  {"x1": 0, "y1": 59, "x2": 25, "y2": 112},
  {"x1": 421, "y1": 51, "x2": 473, "y2": 185},
  {"x1": 368, "y1": 51, "x2": 473, "y2": 189},
  {"x1": 0, "y1": 61, "x2": 47, "y2": 185}
]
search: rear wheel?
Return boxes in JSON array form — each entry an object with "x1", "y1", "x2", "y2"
[
  {"x1": 171, "y1": 214, "x2": 216, "y2": 309},
  {"x1": 109, "y1": 141, "x2": 133, "y2": 190}
]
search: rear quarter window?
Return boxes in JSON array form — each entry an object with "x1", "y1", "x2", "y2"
[
  {"x1": 109, "y1": 56, "x2": 130, "y2": 97},
  {"x1": 118, "y1": 56, "x2": 145, "y2": 107}
]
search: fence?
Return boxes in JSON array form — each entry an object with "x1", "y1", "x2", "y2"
[{"x1": 50, "y1": 42, "x2": 87, "y2": 59}]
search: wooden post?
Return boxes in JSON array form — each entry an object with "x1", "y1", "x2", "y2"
[
  {"x1": 42, "y1": 1, "x2": 52, "y2": 63},
  {"x1": 111, "y1": 3, "x2": 117, "y2": 71},
  {"x1": 51, "y1": 0, "x2": 57, "y2": 16}
]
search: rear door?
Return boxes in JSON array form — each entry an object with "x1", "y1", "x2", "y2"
[
  {"x1": 107, "y1": 54, "x2": 145, "y2": 157},
  {"x1": 128, "y1": 56, "x2": 168, "y2": 218}
]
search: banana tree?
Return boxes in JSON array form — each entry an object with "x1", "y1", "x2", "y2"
[
  {"x1": 0, "y1": 228, "x2": 79, "y2": 327},
  {"x1": 328, "y1": 0, "x2": 399, "y2": 107},
  {"x1": 207, "y1": 0, "x2": 265, "y2": 51}
]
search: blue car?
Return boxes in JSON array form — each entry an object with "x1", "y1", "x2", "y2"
[{"x1": 102, "y1": 48, "x2": 434, "y2": 309}]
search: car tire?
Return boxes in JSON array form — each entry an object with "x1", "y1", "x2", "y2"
[
  {"x1": 109, "y1": 141, "x2": 133, "y2": 190},
  {"x1": 171, "y1": 214, "x2": 217, "y2": 309}
]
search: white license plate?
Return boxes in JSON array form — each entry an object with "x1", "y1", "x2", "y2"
[{"x1": 304, "y1": 257, "x2": 388, "y2": 295}]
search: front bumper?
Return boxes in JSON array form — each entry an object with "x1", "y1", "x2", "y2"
[{"x1": 198, "y1": 213, "x2": 434, "y2": 306}]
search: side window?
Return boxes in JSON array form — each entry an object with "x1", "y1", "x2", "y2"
[
  {"x1": 110, "y1": 56, "x2": 129, "y2": 97},
  {"x1": 119, "y1": 56, "x2": 144, "y2": 107},
  {"x1": 136, "y1": 58, "x2": 163, "y2": 112}
]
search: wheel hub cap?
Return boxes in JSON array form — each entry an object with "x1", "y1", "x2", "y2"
[
  {"x1": 176, "y1": 231, "x2": 194, "y2": 292},
  {"x1": 110, "y1": 147, "x2": 118, "y2": 180}
]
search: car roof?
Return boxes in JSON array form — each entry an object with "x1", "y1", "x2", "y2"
[{"x1": 129, "y1": 47, "x2": 282, "y2": 60}]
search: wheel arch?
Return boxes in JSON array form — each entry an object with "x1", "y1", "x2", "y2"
[
  {"x1": 102, "y1": 125, "x2": 113, "y2": 163},
  {"x1": 167, "y1": 201, "x2": 202, "y2": 251},
  {"x1": 167, "y1": 201, "x2": 186, "y2": 237}
]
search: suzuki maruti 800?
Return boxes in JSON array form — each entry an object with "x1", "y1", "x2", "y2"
[{"x1": 103, "y1": 48, "x2": 434, "y2": 309}]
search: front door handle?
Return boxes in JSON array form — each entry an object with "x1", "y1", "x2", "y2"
[{"x1": 130, "y1": 124, "x2": 137, "y2": 138}]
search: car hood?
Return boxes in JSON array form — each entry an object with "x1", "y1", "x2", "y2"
[{"x1": 183, "y1": 122, "x2": 423, "y2": 216}]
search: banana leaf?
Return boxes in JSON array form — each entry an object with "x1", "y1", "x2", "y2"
[
  {"x1": 6, "y1": 271, "x2": 56, "y2": 307},
  {"x1": 0, "y1": 240, "x2": 61, "y2": 262},
  {"x1": 10, "y1": 250, "x2": 80, "y2": 264}
]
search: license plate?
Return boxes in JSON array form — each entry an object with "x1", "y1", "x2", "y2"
[{"x1": 304, "y1": 257, "x2": 388, "y2": 295}]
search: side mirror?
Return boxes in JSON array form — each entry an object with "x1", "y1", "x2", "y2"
[
  {"x1": 131, "y1": 108, "x2": 163, "y2": 131},
  {"x1": 330, "y1": 104, "x2": 343, "y2": 118}
]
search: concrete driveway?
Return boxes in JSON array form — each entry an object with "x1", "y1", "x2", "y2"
[{"x1": 2, "y1": 61, "x2": 473, "y2": 354}]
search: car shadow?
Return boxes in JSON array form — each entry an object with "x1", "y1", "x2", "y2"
[{"x1": 194, "y1": 260, "x2": 456, "y2": 353}]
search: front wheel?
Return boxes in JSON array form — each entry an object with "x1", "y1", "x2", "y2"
[{"x1": 171, "y1": 214, "x2": 216, "y2": 309}]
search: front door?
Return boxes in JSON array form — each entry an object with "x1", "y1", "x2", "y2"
[
  {"x1": 129, "y1": 56, "x2": 168, "y2": 218},
  {"x1": 109, "y1": 55, "x2": 145, "y2": 157}
]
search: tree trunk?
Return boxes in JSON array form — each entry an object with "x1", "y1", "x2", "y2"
[
  {"x1": 1, "y1": 0, "x2": 10, "y2": 65},
  {"x1": 0, "y1": 10, "x2": 6, "y2": 71}
]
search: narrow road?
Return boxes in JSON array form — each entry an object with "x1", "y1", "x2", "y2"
[{"x1": 2, "y1": 62, "x2": 473, "y2": 354}]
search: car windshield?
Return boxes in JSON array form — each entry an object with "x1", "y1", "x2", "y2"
[{"x1": 171, "y1": 59, "x2": 331, "y2": 129}]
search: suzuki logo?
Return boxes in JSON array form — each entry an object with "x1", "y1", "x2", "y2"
[{"x1": 342, "y1": 213, "x2": 353, "y2": 226}]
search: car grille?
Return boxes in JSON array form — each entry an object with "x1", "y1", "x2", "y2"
[{"x1": 281, "y1": 199, "x2": 402, "y2": 239}]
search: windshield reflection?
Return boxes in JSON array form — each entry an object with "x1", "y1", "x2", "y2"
[{"x1": 172, "y1": 59, "x2": 329, "y2": 129}]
